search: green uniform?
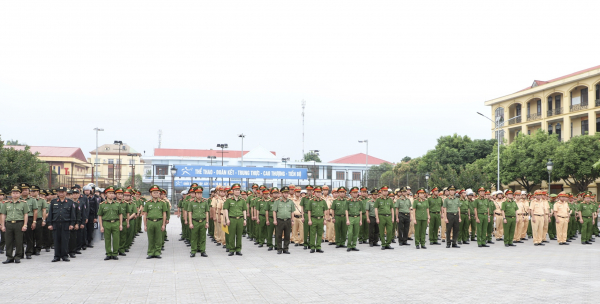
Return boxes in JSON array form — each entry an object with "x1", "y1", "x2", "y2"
[
  {"x1": 501, "y1": 199, "x2": 518, "y2": 245},
  {"x1": 246, "y1": 195, "x2": 254, "y2": 239},
  {"x1": 186, "y1": 198, "x2": 210, "y2": 254},
  {"x1": 126, "y1": 201, "x2": 137, "y2": 249},
  {"x1": 427, "y1": 196, "x2": 442, "y2": 243},
  {"x1": 208, "y1": 198, "x2": 214, "y2": 238},
  {"x1": 300, "y1": 195, "x2": 312, "y2": 246},
  {"x1": 395, "y1": 197, "x2": 412, "y2": 243},
  {"x1": 375, "y1": 197, "x2": 395, "y2": 247},
  {"x1": 265, "y1": 198, "x2": 276, "y2": 249},
  {"x1": 307, "y1": 197, "x2": 328, "y2": 250},
  {"x1": 34, "y1": 197, "x2": 48, "y2": 253},
  {"x1": 469, "y1": 199, "x2": 478, "y2": 240},
  {"x1": 359, "y1": 197, "x2": 369, "y2": 243},
  {"x1": 475, "y1": 198, "x2": 490, "y2": 246},
  {"x1": 412, "y1": 199, "x2": 429, "y2": 247},
  {"x1": 331, "y1": 198, "x2": 348, "y2": 246},
  {"x1": 548, "y1": 200, "x2": 556, "y2": 239},
  {"x1": 223, "y1": 196, "x2": 247, "y2": 253},
  {"x1": 24, "y1": 197, "x2": 38, "y2": 256},
  {"x1": 256, "y1": 198, "x2": 268, "y2": 246},
  {"x1": 568, "y1": 202, "x2": 576, "y2": 239},
  {"x1": 0, "y1": 199, "x2": 29, "y2": 260},
  {"x1": 486, "y1": 199, "x2": 495, "y2": 242},
  {"x1": 345, "y1": 198, "x2": 363, "y2": 249},
  {"x1": 272, "y1": 197, "x2": 295, "y2": 252},
  {"x1": 98, "y1": 200, "x2": 123, "y2": 257},
  {"x1": 458, "y1": 198, "x2": 470, "y2": 242},
  {"x1": 443, "y1": 197, "x2": 460, "y2": 244},
  {"x1": 117, "y1": 200, "x2": 129, "y2": 254},
  {"x1": 180, "y1": 197, "x2": 190, "y2": 241},
  {"x1": 579, "y1": 202, "x2": 594, "y2": 243},
  {"x1": 144, "y1": 199, "x2": 167, "y2": 256}
]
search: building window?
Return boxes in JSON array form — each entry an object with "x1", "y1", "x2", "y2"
[
  {"x1": 495, "y1": 107, "x2": 504, "y2": 123},
  {"x1": 596, "y1": 84, "x2": 600, "y2": 101},
  {"x1": 547, "y1": 96, "x2": 553, "y2": 111},
  {"x1": 336, "y1": 171, "x2": 345, "y2": 180},
  {"x1": 548, "y1": 124, "x2": 553, "y2": 135},
  {"x1": 156, "y1": 165, "x2": 168, "y2": 176},
  {"x1": 108, "y1": 165, "x2": 114, "y2": 178},
  {"x1": 108, "y1": 159, "x2": 114, "y2": 164},
  {"x1": 596, "y1": 117, "x2": 600, "y2": 135},
  {"x1": 352, "y1": 172, "x2": 361, "y2": 181},
  {"x1": 582, "y1": 119, "x2": 589, "y2": 135},
  {"x1": 326, "y1": 166, "x2": 332, "y2": 179},
  {"x1": 516, "y1": 104, "x2": 521, "y2": 117},
  {"x1": 536, "y1": 99, "x2": 541, "y2": 114},
  {"x1": 581, "y1": 88, "x2": 589, "y2": 106},
  {"x1": 528, "y1": 130, "x2": 531, "y2": 135},
  {"x1": 555, "y1": 95, "x2": 561, "y2": 112},
  {"x1": 556, "y1": 123, "x2": 561, "y2": 141}
]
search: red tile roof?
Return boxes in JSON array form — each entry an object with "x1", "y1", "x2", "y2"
[
  {"x1": 154, "y1": 148, "x2": 276, "y2": 158},
  {"x1": 5, "y1": 146, "x2": 88, "y2": 163},
  {"x1": 328, "y1": 153, "x2": 391, "y2": 165},
  {"x1": 517, "y1": 64, "x2": 600, "y2": 92}
]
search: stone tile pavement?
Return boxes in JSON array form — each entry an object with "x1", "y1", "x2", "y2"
[{"x1": 1, "y1": 220, "x2": 599, "y2": 303}]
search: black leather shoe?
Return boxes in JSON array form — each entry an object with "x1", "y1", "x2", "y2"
[
  {"x1": 463, "y1": 241, "x2": 470, "y2": 245},
  {"x1": 421, "y1": 246, "x2": 427, "y2": 249},
  {"x1": 509, "y1": 244, "x2": 516, "y2": 247},
  {"x1": 283, "y1": 250, "x2": 290, "y2": 254},
  {"x1": 505, "y1": 244, "x2": 509, "y2": 247},
  {"x1": 563, "y1": 242, "x2": 569, "y2": 245},
  {"x1": 310, "y1": 249, "x2": 315, "y2": 253},
  {"x1": 442, "y1": 239, "x2": 446, "y2": 242},
  {"x1": 415, "y1": 245, "x2": 420, "y2": 249},
  {"x1": 222, "y1": 245, "x2": 226, "y2": 249},
  {"x1": 26, "y1": 255, "x2": 32, "y2": 259},
  {"x1": 14, "y1": 259, "x2": 21, "y2": 263},
  {"x1": 403, "y1": 242, "x2": 409, "y2": 246},
  {"x1": 407, "y1": 237, "x2": 413, "y2": 240},
  {"x1": 124, "y1": 249, "x2": 129, "y2": 252},
  {"x1": 201, "y1": 252, "x2": 208, "y2": 257},
  {"x1": 295, "y1": 243, "x2": 299, "y2": 247},
  {"x1": 113, "y1": 256, "x2": 119, "y2": 260},
  {"x1": 254, "y1": 242, "x2": 259, "y2": 245},
  {"x1": 478, "y1": 244, "x2": 483, "y2": 247},
  {"x1": 2, "y1": 259, "x2": 14, "y2": 264},
  {"x1": 316, "y1": 249, "x2": 324, "y2": 253},
  {"x1": 433, "y1": 242, "x2": 440, "y2": 245},
  {"x1": 542, "y1": 240, "x2": 549, "y2": 243},
  {"x1": 482, "y1": 244, "x2": 489, "y2": 247},
  {"x1": 105, "y1": 256, "x2": 111, "y2": 260},
  {"x1": 228, "y1": 252, "x2": 234, "y2": 256},
  {"x1": 161, "y1": 247, "x2": 165, "y2": 251},
  {"x1": 69, "y1": 253, "x2": 76, "y2": 258},
  {"x1": 351, "y1": 248, "x2": 359, "y2": 251},
  {"x1": 374, "y1": 243, "x2": 380, "y2": 247},
  {"x1": 487, "y1": 241, "x2": 494, "y2": 244},
  {"x1": 340, "y1": 245, "x2": 347, "y2": 248},
  {"x1": 216, "y1": 243, "x2": 221, "y2": 246},
  {"x1": 538, "y1": 243, "x2": 545, "y2": 246},
  {"x1": 391, "y1": 240, "x2": 396, "y2": 243},
  {"x1": 45, "y1": 248, "x2": 50, "y2": 252},
  {"x1": 335, "y1": 245, "x2": 341, "y2": 248},
  {"x1": 190, "y1": 253, "x2": 196, "y2": 257},
  {"x1": 75, "y1": 250, "x2": 82, "y2": 254},
  {"x1": 447, "y1": 244, "x2": 451, "y2": 248},
  {"x1": 277, "y1": 251, "x2": 282, "y2": 254},
  {"x1": 329, "y1": 242, "x2": 336, "y2": 245},
  {"x1": 87, "y1": 245, "x2": 94, "y2": 248},
  {"x1": 61, "y1": 257, "x2": 69, "y2": 262},
  {"x1": 52, "y1": 257, "x2": 61, "y2": 262},
  {"x1": 385, "y1": 245, "x2": 394, "y2": 250},
  {"x1": 155, "y1": 256, "x2": 162, "y2": 259},
  {"x1": 346, "y1": 248, "x2": 351, "y2": 252},
  {"x1": 268, "y1": 247, "x2": 273, "y2": 251},
  {"x1": 186, "y1": 244, "x2": 191, "y2": 247},
  {"x1": 226, "y1": 249, "x2": 230, "y2": 252},
  {"x1": 381, "y1": 246, "x2": 385, "y2": 250},
  {"x1": 452, "y1": 244, "x2": 460, "y2": 248},
  {"x1": 119, "y1": 253, "x2": 126, "y2": 256},
  {"x1": 258, "y1": 244, "x2": 264, "y2": 248},
  {"x1": 515, "y1": 241, "x2": 523, "y2": 243},
  {"x1": 34, "y1": 252, "x2": 40, "y2": 256},
  {"x1": 146, "y1": 256, "x2": 153, "y2": 259}
]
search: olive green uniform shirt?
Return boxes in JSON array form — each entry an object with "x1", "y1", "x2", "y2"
[
  {"x1": 443, "y1": 197, "x2": 460, "y2": 213},
  {"x1": 24, "y1": 197, "x2": 38, "y2": 217},
  {"x1": 36, "y1": 198, "x2": 48, "y2": 219},
  {"x1": 395, "y1": 197, "x2": 412, "y2": 214},
  {"x1": 346, "y1": 198, "x2": 364, "y2": 216},
  {"x1": 331, "y1": 198, "x2": 347, "y2": 216},
  {"x1": 374, "y1": 198, "x2": 394, "y2": 215},
  {"x1": 1, "y1": 199, "x2": 30, "y2": 221},
  {"x1": 501, "y1": 200, "x2": 518, "y2": 216},
  {"x1": 459, "y1": 199, "x2": 470, "y2": 214},
  {"x1": 186, "y1": 198, "x2": 210, "y2": 221},
  {"x1": 144, "y1": 199, "x2": 168, "y2": 219},
  {"x1": 307, "y1": 198, "x2": 328, "y2": 217},
  {"x1": 428, "y1": 197, "x2": 443, "y2": 213},
  {"x1": 223, "y1": 196, "x2": 247, "y2": 218},
  {"x1": 580, "y1": 203, "x2": 594, "y2": 217},
  {"x1": 98, "y1": 200, "x2": 123, "y2": 221},
  {"x1": 412, "y1": 199, "x2": 429, "y2": 220},
  {"x1": 272, "y1": 198, "x2": 295, "y2": 219}
]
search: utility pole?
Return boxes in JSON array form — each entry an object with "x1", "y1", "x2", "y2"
[
  {"x1": 302, "y1": 100, "x2": 306, "y2": 157},
  {"x1": 93, "y1": 127, "x2": 104, "y2": 186},
  {"x1": 158, "y1": 130, "x2": 162, "y2": 148}
]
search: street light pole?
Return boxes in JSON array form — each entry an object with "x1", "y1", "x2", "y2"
[
  {"x1": 477, "y1": 112, "x2": 520, "y2": 191},
  {"x1": 208, "y1": 156, "x2": 216, "y2": 189},
  {"x1": 127, "y1": 153, "x2": 135, "y2": 188},
  {"x1": 547, "y1": 159, "x2": 554, "y2": 193},
  {"x1": 170, "y1": 166, "x2": 177, "y2": 208},
  {"x1": 359, "y1": 140, "x2": 368, "y2": 187},
  {"x1": 282, "y1": 157, "x2": 290, "y2": 186},
  {"x1": 217, "y1": 144, "x2": 228, "y2": 184},
  {"x1": 239, "y1": 134, "x2": 245, "y2": 167},
  {"x1": 114, "y1": 140, "x2": 123, "y2": 187},
  {"x1": 425, "y1": 172, "x2": 430, "y2": 192},
  {"x1": 93, "y1": 128, "x2": 104, "y2": 186}
]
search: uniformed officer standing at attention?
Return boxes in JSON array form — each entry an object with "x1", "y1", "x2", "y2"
[
  {"x1": 123, "y1": 189, "x2": 137, "y2": 252},
  {"x1": 46, "y1": 186, "x2": 76, "y2": 262},
  {"x1": 412, "y1": 189, "x2": 429, "y2": 249},
  {"x1": 0, "y1": 186, "x2": 30, "y2": 264},
  {"x1": 375, "y1": 186, "x2": 395, "y2": 250},
  {"x1": 427, "y1": 187, "x2": 442, "y2": 246},
  {"x1": 458, "y1": 190, "x2": 471, "y2": 245},
  {"x1": 331, "y1": 187, "x2": 348, "y2": 248},
  {"x1": 442, "y1": 186, "x2": 461, "y2": 248},
  {"x1": 144, "y1": 185, "x2": 168, "y2": 259},
  {"x1": 367, "y1": 189, "x2": 379, "y2": 247},
  {"x1": 307, "y1": 186, "x2": 327, "y2": 253},
  {"x1": 475, "y1": 187, "x2": 490, "y2": 247},
  {"x1": 273, "y1": 186, "x2": 295, "y2": 254},
  {"x1": 358, "y1": 187, "x2": 370, "y2": 244},
  {"x1": 98, "y1": 186, "x2": 123, "y2": 260},
  {"x1": 68, "y1": 189, "x2": 82, "y2": 258},
  {"x1": 19, "y1": 183, "x2": 38, "y2": 260},
  {"x1": 500, "y1": 190, "x2": 518, "y2": 247},
  {"x1": 0, "y1": 189, "x2": 6, "y2": 254},
  {"x1": 187, "y1": 186, "x2": 209, "y2": 257},
  {"x1": 554, "y1": 192, "x2": 571, "y2": 245},
  {"x1": 300, "y1": 185, "x2": 314, "y2": 249},
  {"x1": 394, "y1": 187, "x2": 412, "y2": 246},
  {"x1": 344, "y1": 187, "x2": 363, "y2": 252},
  {"x1": 30, "y1": 185, "x2": 47, "y2": 256},
  {"x1": 224, "y1": 183, "x2": 247, "y2": 256},
  {"x1": 290, "y1": 186, "x2": 303, "y2": 247}
]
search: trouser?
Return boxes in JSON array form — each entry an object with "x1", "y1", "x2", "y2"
[
  {"x1": 408, "y1": 220, "x2": 414, "y2": 238},
  {"x1": 146, "y1": 220, "x2": 163, "y2": 256},
  {"x1": 127, "y1": 219, "x2": 135, "y2": 248},
  {"x1": 103, "y1": 221, "x2": 120, "y2": 257},
  {"x1": 243, "y1": 217, "x2": 248, "y2": 236},
  {"x1": 190, "y1": 219, "x2": 207, "y2": 253},
  {"x1": 486, "y1": 216, "x2": 494, "y2": 241},
  {"x1": 346, "y1": 216, "x2": 360, "y2": 249},
  {"x1": 267, "y1": 220, "x2": 275, "y2": 249},
  {"x1": 415, "y1": 219, "x2": 427, "y2": 246},
  {"x1": 247, "y1": 216, "x2": 253, "y2": 238},
  {"x1": 429, "y1": 213, "x2": 441, "y2": 242},
  {"x1": 470, "y1": 215, "x2": 477, "y2": 240},
  {"x1": 86, "y1": 219, "x2": 95, "y2": 245},
  {"x1": 459, "y1": 213, "x2": 469, "y2": 242},
  {"x1": 51, "y1": 221, "x2": 70, "y2": 259},
  {"x1": 5, "y1": 221, "x2": 25, "y2": 260},
  {"x1": 476, "y1": 215, "x2": 488, "y2": 245},
  {"x1": 494, "y1": 214, "x2": 504, "y2": 238},
  {"x1": 276, "y1": 218, "x2": 291, "y2": 251},
  {"x1": 69, "y1": 229, "x2": 78, "y2": 253},
  {"x1": 369, "y1": 216, "x2": 379, "y2": 245},
  {"x1": 549, "y1": 216, "x2": 556, "y2": 239},
  {"x1": 531, "y1": 215, "x2": 544, "y2": 244},
  {"x1": 291, "y1": 216, "x2": 303, "y2": 244},
  {"x1": 397, "y1": 212, "x2": 410, "y2": 243},
  {"x1": 25, "y1": 216, "x2": 35, "y2": 255},
  {"x1": 527, "y1": 218, "x2": 533, "y2": 237},
  {"x1": 568, "y1": 216, "x2": 576, "y2": 238},
  {"x1": 257, "y1": 216, "x2": 267, "y2": 245},
  {"x1": 581, "y1": 217, "x2": 593, "y2": 243},
  {"x1": 180, "y1": 214, "x2": 186, "y2": 239},
  {"x1": 334, "y1": 215, "x2": 347, "y2": 246},
  {"x1": 514, "y1": 215, "x2": 525, "y2": 241},
  {"x1": 359, "y1": 214, "x2": 368, "y2": 242},
  {"x1": 326, "y1": 220, "x2": 335, "y2": 242},
  {"x1": 119, "y1": 223, "x2": 128, "y2": 253},
  {"x1": 78, "y1": 223, "x2": 87, "y2": 249},
  {"x1": 34, "y1": 218, "x2": 43, "y2": 253},
  {"x1": 593, "y1": 216, "x2": 599, "y2": 235},
  {"x1": 378, "y1": 215, "x2": 393, "y2": 247},
  {"x1": 208, "y1": 217, "x2": 214, "y2": 238},
  {"x1": 440, "y1": 213, "x2": 446, "y2": 240},
  {"x1": 309, "y1": 217, "x2": 324, "y2": 250},
  {"x1": 303, "y1": 213, "x2": 310, "y2": 245},
  {"x1": 0, "y1": 230, "x2": 5, "y2": 250},
  {"x1": 446, "y1": 213, "x2": 459, "y2": 244},
  {"x1": 503, "y1": 217, "x2": 516, "y2": 245},
  {"x1": 214, "y1": 219, "x2": 223, "y2": 243},
  {"x1": 556, "y1": 216, "x2": 569, "y2": 243},
  {"x1": 542, "y1": 214, "x2": 549, "y2": 241},
  {"x1": 229, "y1": 218, "x2": 243, "y2": 252}
]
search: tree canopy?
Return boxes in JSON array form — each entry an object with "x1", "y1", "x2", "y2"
[
  {"x1": 0, "y1": 136, "x2": 48, "y2": 190},
  {"x1": 552, "y1": 133, "x2": 600, "y2": 192},
  {"x1": 303, "y1": 153, "x2": 321, "y2": 162}
]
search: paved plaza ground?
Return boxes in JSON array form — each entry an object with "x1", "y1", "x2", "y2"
[{"x1": 0, "y1": 220, "x2": 598, "y2": 303}]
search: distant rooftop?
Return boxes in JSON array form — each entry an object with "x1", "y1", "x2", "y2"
[
  {"x1": 6, "y1": 146, "x2": 88, "y2": 163},
  {"x1": 329, "y1": 153, "x2": 391, "y2": 165},
  {"x1": 153, "y1": 148, "x2": 276, "y2": 158}
]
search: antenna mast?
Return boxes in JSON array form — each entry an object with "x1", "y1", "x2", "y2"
[{"x1": 158, "y1": 129, "x2": 162, "y2": 148}]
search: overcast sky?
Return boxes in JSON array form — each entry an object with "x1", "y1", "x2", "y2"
[{"x1": 1, "y1": 0, "x2": 598, "y2": 163}]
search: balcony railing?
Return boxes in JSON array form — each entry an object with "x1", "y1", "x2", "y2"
[
  {"x1": 570, "y1": 103, "x2": 588, "y2": 112},
  {"x1": 547, "y1": 107, "x2": 562, "y2": 117},
  {"x1": 509, "y1": 116, "x2": 522, "y2": 125},
  {"x1": 596, "y1": 99, "x2": 600, "y2": 107},
  {"x1": 527, "y1": 112, "x2": 542, "y2": 122}
]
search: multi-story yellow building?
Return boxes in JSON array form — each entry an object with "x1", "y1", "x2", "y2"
[
  {"x1": 88, "y1": 143, "x2": 144, "y2": 188},
  {"x1": 485, "y1": 65, "x2": 600, "y2": 193}
]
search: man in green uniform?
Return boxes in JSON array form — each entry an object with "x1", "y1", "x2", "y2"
[
  {"x1": 98, "y1": 186, "x2": 123, "y2": 260},
  {"x1": 358, "y1": 187, "x2": 369, "y2": 244},
  {"x1": 367, "y1": 189, "x2": 379, "y2": 247},
  {"x1": 475, "y1": 188, "x2": 491, "y2": 247},
  {"x1": 223, "y1": 183, "x2": 247, "y2": 256},
  {"x1": 124, "y1": 189, "x2": 137, "y2": 252},
  {"x1": 501, "y1": 189, "x2": 518, "y2": 247},
  {"x1": 19, "y1": 183, "x2": 38, "y2": 259},
  {"x1": 484, "y1": 190, "x2": 495, "y2": 244},
  {"x1": 0, "y1": 186, "x2": 30, "y2": 263},
  {"x1": 469, "y1": 189, "x2": 478, "y2": 242},
  {"x1": 331, "y1": 186, "x2": 348, "y2": 248},
  {"x1": 579, "y1": 193, "x2": 595, "y2": 244},
  {"x1": 412, "y1": 188, "x2": 429, "y2": 249},
  {"x1": 159, "y1": 189, "x2": 171, "y2": 247},
  {"x1": 458, "y1": 190, "x2": 471, "y2": 245},
  {"x1": 345, "y1": 187, "x2": 363, "y2": 252},
  {"x1": 273, "y1": 186, "x2": 294, "y2": 254},
  {"x1": 30, "y1": 185, "x2": 47, "y2": 256},
  {"x1": 255, "y1": 188, "x2": 269, "y2": 248},
  {"x1": 187, "y1": 186, "x2": 209, "y2": 257},
  {"x1": 247, "y1": 184, "x2": 258, "y2": 241},
  {"x1": 442, "y1": 186, "x2": 461, "y2": 248},
  {"x1": 179, "y1": 189, "x2": 193, "y2": 245},
  {"x1": 548, "y1": 194, "x2": 557, "y2": 240},
  {"x1": 300, "y1": 185, "x2": 314, "y2": 249},
  {"x1": 427, "y1": 187, "x2": 442, "y2": 245},
  {"x1": 307, "y1": 186, "x2": 327, "y2": 253},
  {"x1": 265, "y1": 188, "x2": 278, "y2": 251},
  {"x1": 375, "y1": 186, "x2": 395, "y2": 250},
  {"x1": 114, "y1": 188, "x2": 129, "y2": 257},
  {"x1": 395, "y1": 187, "x2": 412, "y2": 246},
  {"x1": 144, "y1": 185, "x2": 167, "y2": 258}
]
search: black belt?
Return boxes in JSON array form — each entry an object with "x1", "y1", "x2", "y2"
[
  {"x1": 430, "y1": 212, "x2": 440, "y2": 214},
  {"x1": 448, "y1": 213, "x2": 457, "y2": 216},
  {"x1": 294, "y1": 215, "x2": 301, "y2": 218},
  {"x1": 398, "y1": 212, "x2": 409, "y2": 216},
  {"x1": 505, "y1": 216, "x2": 515, "y2": 218},
  {"x1": 478, "y1": 213, "x2": 488, "y2": 215},
  {"x1": 350, "y1": 215, "x2": 359, "y2": 218},
  {"x1": 149, "y1": 219, "x2": 162, "y2": 222},
  {"x1": 558, "y1": 216, "x2": 569, "y2": 219},
  {"x1": 277, "y1": 218, "x2": 290, "y2": 221},
  {"x1": 582, "y1": 216, "x2": 592, "y2": 218},
  {"x1": 8, "y1": 220, "x2": 24, "y2": 224},
  {"x1": 232, "y1": 216, "x2": 243, "y2": 219},
  {"x1": 105, "y1": 220, "x2": 117, "y2": 223},
  {"x1": 495, "y1": 213, "x2": 502, "y2": 215},
  {"x1": 380, "y1": 214, "x2": 390, "y2": 216},
  {"x1": 335, "y1": 214, "x2": 345, "y2": 217},
  {"x1": 534, "y1": 214, "x2": 544, "y2": 217},
  {"x1": 193, "y1": 219, "x2": 205, "y2": 223},
  {"x1": 312, "y1": 216, "x2": 323, "y2": 219}
]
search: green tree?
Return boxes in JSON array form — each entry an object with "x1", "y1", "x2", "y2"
[
  {"x1": 365, "y1": 162, "x2": 394, "y2": 188},
  {"x1": 419, "y1": 134, "x2": 495, "y2": 174},
  {"x1": 457, "y1": 159, "x2": 491, "y2": 190},
  {"x1": 0, "y1": 136, "x2": 48, "y2": 190},
  {"x1": 393, "y1": 157, "x2": 427, "y2": 191},
  {"x1": 401, "y1": 156, "x2": 412, "y2": 163},
  {"x1": 123, "y1": 174, "x2": 152, "y2": 191},
  {"x1": 552, "y1": 133, "x2": 600, "y2": 193},
  {"x1": 303, "y1": 152, "x2": 321, "y2": 162},
  {"x1": 5, "y1": 139, "x2": 26, "y2": 146}
]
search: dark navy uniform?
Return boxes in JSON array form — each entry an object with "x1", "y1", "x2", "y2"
[
  {"x1": 86, "y1": 193, "x2": 100, "y2": 247},
  {"x1": 68, "y1": 196, "x2": 82, "y2": 257},
  {"x1": 77, "y1": 196, "x2": 89, "y2": 250},
  {"x1": 47, "y1": 192, "x2": 77, "y2": 261}
]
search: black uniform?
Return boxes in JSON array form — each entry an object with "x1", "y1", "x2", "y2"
[
  {"x1": 69, "y1": 199, "x2": 82, "y2": 255},
  {"x1": 47, "y1": 198, "x2": 77, "y2": 260},
  {"x1": 77, "y1": 196, "x2": 89, "y2": 250},
  {"x1": 86, "y1": 194, "x2": 100, "y2": 246}
]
